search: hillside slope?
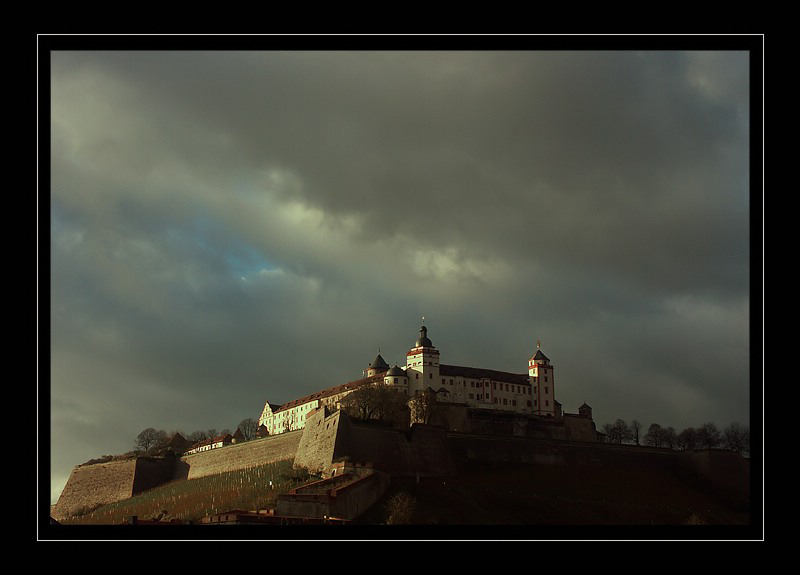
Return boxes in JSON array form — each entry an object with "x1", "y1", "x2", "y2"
[{"x1": 356, "y1": 460, "x2": 751, "y2": 527}]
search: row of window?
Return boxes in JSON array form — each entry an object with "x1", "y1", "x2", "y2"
[
  {"x1": 464, "y1": 393, "x2": 534, "y2": 408},
  {"x1": 440, "y1": 378, "x2": 530, "y2": 395}
]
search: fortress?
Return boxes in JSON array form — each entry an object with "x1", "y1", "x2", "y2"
[
  {"x1": 50, "y1": 324, "x2": 751, "y2": 524},
  {"x1": 257, "y1": 323, "x2": 582, "y2": 436}
]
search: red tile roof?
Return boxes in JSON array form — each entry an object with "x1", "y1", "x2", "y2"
[{"x1": 439, "y1": 364, "x2": 530, "y2": 386}]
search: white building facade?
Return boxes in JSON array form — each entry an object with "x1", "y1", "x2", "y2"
[{"x1": 258, "y1": 324, "x2": 558, "y2": 435}]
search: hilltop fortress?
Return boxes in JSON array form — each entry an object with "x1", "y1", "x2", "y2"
[
  {"x1": 51, "y1": 324, "x2": 750, "y2": 523},
  {"x1": 257, "y1": 324, "x2": 594, "y2": 438}
]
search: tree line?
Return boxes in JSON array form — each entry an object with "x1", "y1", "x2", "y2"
[
  {"x1": 601, "y1": 419, "x2": 750, "y2": 455},
  {"x1": 134, "y1": 417, "x2": 260, "y2": 454}
]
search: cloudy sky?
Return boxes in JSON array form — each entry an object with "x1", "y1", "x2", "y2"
[{"x1": 45, "y1": 39, "x2": 757, "y2": 504}]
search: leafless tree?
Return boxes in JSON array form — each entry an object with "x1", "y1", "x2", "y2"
[
  {"x1": 696, "y1": 422, "x2": 722, "y2": 449},
  {"x1": 409, "y1": 389, "x2": 442, "y2": 425},
  {"x1": 238, "y1": 418, "x2": 258, "y2": 441},
  {"x1": 135, "y1": 428, "x2": 168, "y2": 453},
  {"x1": 630, "y1": 420, "x2": 642, "y2": 445},
  {"x1": 723, "y1": 422, "x2": 750, "y2": 455},
  {"x1": 187, "y1": 430, "x2": 208, "y2": 443},
  {"x1": 677, "y1": 427, "x2": 698, "y2": 450},
  {"x1": 341, "y1": 385, "x2": 381, "y2": 421},
  {"x1": 644, "y1": 423, "x2": 665, "y2": 447},
  {"x1": 603, "y1": 419, "x2": 632, "y2": 444}
]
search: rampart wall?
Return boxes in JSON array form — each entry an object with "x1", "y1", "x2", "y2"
[
  {"x1": 52, "y1": 408, "x2": 749, "y2": 521},
  {"x1": 293, "y1": 407, "x2": 457, "y2": 478},
  {"x1": 445, "y1": 433, "x2": 750, "y2": 504},
  {"x1": 52, "y1": 457, "x2": 175, "y2": 521},
  {"x1": 175, "y1": 430, "x2": 303, "y2": 481}
]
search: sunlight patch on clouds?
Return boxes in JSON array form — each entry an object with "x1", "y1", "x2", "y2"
[{"x1": 409, "y1": 247, "x2": 503, "y2": 283}]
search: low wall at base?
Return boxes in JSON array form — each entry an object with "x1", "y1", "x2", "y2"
[
  {"x1": 276, "y1": 469, "x2": 390, "y2": 520},
  {"x1": 445, "y1": 433, "x2": 750, "y2": 505},
  {"x1": 175, "y1": 430, "x2": 303, "y2": 481},
  {"x1": 52, "y1": 456, "x2": 176, "y2": 521}
]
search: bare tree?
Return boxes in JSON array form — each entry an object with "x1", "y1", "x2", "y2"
[
  {"x1": 696, "y1": 422, "x2": 722, "y2": 449},
  {"x1": 723, "y1": 422, "x2": 750, "y2": 455},
  {"x1": 630, "y1": 420, "x2": 642, "y2": 445},
  {"x1": 604, "y1": 419, "x2": 632, "y2": 444},
  {"x1": 663, "y1": 426, "x2": 678, "y2": 449},
  {"x1": 187, "y1": 430, "x2": 208, "y2": 443},
  {"x1": 341, "y1": 385, "x2": 381, "y2": 421},
  {"x1": 135, "y1": 428, "x2": 168, "y2": 453},
  {"x1": 238, "y1": 417, "x2": 258, "y2": 441},
  {"x1": 644, "y1": 423, "x2": 665, "y2": 447},
  {"x1": 677, "y1": 427, "x2": 698, "y2": 450},
  {"x1": 340, "y1": 383, "x2": 408, "y2": 426},
  {"x1": 409, "y1": 389, "x2": 441, "y2": 425}
]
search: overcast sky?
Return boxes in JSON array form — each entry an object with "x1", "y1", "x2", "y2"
[{"x1": 45, "y1": 40, "x2": 757, "y2": 504}]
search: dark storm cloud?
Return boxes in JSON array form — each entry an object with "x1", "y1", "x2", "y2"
[{"x1": 47, "y1": 48, "x2": 753, "y2": 503}]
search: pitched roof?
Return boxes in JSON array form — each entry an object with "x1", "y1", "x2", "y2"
[
  {"x1": 532, "y1": 349, "x2": 550, "y2": 361},
  {"x1": 440, "y1": 364, "x2": 530, "y2": 386},
  {"x1": 273, "y1": 374, "x2": 383, "y2": 414}
]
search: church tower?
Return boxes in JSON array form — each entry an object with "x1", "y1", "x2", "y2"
[
  {"x1": 406, "y1": 322, "x2": 440, "y2": 397},
  {"x1": 529, "y1": 341, "x2": 556, "y2": 417}
]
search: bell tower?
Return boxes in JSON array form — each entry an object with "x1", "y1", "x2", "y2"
[
  {"x1": 529, "y1": 341, "x2": 556, "y2": 417},
  {"x1": 406, "y1": 319, "x2": 440, "y2": 396}
]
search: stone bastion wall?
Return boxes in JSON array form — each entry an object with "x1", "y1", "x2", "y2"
[
  {"x1": 52, "y1": 457, "x2": 173, "y2": 521},
  {"x1": 174, "y1": 430, "x2": 304, "y2": 481},
  {"x1": 52, "y1": 409, "x2": 749, "y2": 520}
]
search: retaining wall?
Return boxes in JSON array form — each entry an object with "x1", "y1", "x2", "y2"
[
  {"x1": 175, "y1": 430, "x2": 303, "y2": 480},
  {"x1": 52, "y1": 456, "x2": 176, "y2": 521}
]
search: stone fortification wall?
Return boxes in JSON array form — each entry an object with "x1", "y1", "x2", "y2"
[
  {"x1": 52, "y1": 458, "x2": 138, "y2": 520},
  {"x1": 293, "y1": 408, "x2": 345, "y2": 475},
  {"x1": 52, "y1": 456, "x2": 179, "y2": 521},
  {"x1": 175, "y1": 430, "x2": 303, "y2": 481},
  {"x1": 445, "y1": 434, "x2": 750, "y2": 504},
  {"x1": 294, "y1": 407, "x2": 457, "y2": 478}
]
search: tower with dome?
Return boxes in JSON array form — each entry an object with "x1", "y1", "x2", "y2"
[{"x1": 257, "y1": 322, "x2": 572, "y2": 436}]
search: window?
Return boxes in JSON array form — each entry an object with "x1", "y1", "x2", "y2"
[
  {"x1": 394, "y1": 378, "x2": 398, "y2": 384},
  {"x1": 527, "y1": 400, "x2": 531, "y2": 407},
  {"x1": 468, "y1": 393, "x2": 474, "y2": 399},
  {"x1": 416, "y1": 374, "x2": 419, "y2": 379},
  {"x1": 545, "y1": 387, "x2": 549, "y2": 394},
  {"x1": 429, "y1": 373, "x2": 432, "y2": 379},
  {"x1": 450, "y1": 379, "x2": 453, "y2": 384},
  {"x1": 512, "y1": 400, "x2": 516, "y2": 406},
  {"x1": 503, "y1": 399, "x2": 508, "y2": 405},
  {"x1": 545, "y1": 401, "x2": 549, "y2": 406}
]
